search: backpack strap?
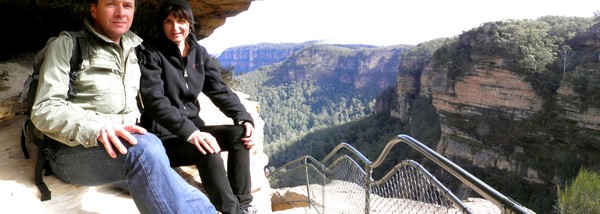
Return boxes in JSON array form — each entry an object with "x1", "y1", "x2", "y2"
[
  {"x1": 20, "y1": 122, "x2": 30, "y2": 159},
  {"x1": 65, "y1": 31, "x2": 88, "y2": 98},
  {"x1": 34, "y1": 145, "x2": 51, "y2": 201},
  {"x1": 135, "y1": 43, "x2": 146, "y2": 113}
]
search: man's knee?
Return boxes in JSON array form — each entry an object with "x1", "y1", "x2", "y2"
[{"x1": 128, "y1": 133, "x2": 166, "y2": 156}]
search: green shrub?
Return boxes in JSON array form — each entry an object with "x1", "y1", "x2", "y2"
[{"x1": 554, "y1": 168, "x2": 600, "y2": 214}]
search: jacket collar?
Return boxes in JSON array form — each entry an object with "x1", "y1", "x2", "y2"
[{"x1": 156, "y1": 35, "x2": 198, "y2": 56}]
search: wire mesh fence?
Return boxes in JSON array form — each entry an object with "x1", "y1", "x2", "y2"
[{"x1": 367, "y1": 160, "x2": 464, "y2": 214}]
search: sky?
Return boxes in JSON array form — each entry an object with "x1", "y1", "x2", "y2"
[{"x1": 198, "y1": 0, "x2": 599, "y2": 55}]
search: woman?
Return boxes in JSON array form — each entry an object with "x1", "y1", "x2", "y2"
[{"x1": 138, "y1": 1, "x2": 255, "y2": 213}]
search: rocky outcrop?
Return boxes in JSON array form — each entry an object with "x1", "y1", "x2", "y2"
[
  {"x1": 419, "y1": 56, "x2": 548, "y2": 184},
  {"x1": 428, "y1": 57, "x2": 544, "y2": 120},
  {"x1": 391, "y1": 72, "x2": 419, "y2": 122},
  {"x1": 407, "y1": 51, "x2": 600, "y2": 182},
  {"x1": 556, "y1": 84, "x2": 600, "y2": 133}
]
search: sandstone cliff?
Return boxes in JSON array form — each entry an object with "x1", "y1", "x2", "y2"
[{"x1": 387, "y1": 18, "x2": 600, "y2": 212}]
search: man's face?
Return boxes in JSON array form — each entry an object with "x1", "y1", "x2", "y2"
[{"x1": 90, "y1": 0, "x2": 135, "y2": 43}]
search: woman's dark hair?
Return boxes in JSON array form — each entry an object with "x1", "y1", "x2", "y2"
[{"x1": 159, "y1": 4, "x2": 197, "y2": 37}]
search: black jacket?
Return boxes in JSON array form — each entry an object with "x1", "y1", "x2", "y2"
[{"x1": 139, "y1": 37, "x2": 253, "y2": 141}]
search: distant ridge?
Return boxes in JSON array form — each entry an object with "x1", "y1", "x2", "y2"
[{"x1": 216, "y1": 41, "x2": 381, "y2": 74}]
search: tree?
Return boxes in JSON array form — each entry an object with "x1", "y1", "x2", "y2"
[
  {"x1": 554, "y1": 168, "x2": 600, "y2": 214},
  {"x1": 558, "y1": 45, "x2": 574, "y2": 77},
  {"x1": 211, "y1": 56, "x2": 238, "y2": 88}
]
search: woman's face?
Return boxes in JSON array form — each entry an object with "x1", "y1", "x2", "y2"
[{"x1": 163, "y1": 13, "x2": 189, "y2": 45}]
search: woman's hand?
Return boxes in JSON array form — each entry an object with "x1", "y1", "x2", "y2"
[
  {"x1": 241, "y1": 122, "x2": 255, "y2": 150},
  {"x1": 188, "y1": 130, "x2": 221, "y2": 154}
]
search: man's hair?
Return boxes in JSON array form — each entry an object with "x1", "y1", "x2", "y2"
[{"x1": 86, "y1": 0, "x2": 137, "y2": 6}]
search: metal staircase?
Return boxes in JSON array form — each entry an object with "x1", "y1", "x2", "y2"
[{"x1": 267, "y1": 134, "x2": 533, "y2": 214}]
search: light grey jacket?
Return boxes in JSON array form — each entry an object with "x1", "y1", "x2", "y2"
[{"x1": 31, "y1": 19, "x2": 143, "y2": 147}]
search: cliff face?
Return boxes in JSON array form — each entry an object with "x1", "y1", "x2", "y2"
[
  {"x1": 420, "y1": 56, "x2": 549, "y2": 183},
  {"x1": 390, "y1": 20, "x2": 600, "y2": 192},
  {"x1": 557, "y1": 84, "x2": 600, "y2": 133},
  {"x1": 427, "y1": 57, "x2": 544, "y2": 120}
]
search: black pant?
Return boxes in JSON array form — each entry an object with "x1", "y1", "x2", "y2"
[{"x1": 162, "y1": 125, "x2": 252, "y2": 214}]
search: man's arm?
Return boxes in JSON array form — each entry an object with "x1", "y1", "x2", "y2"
[{"x1": 31, "y1": 34, "x2": 112, "y2": 147}]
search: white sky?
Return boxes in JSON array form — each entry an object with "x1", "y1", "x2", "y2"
[{"x1": 199, "y1": 0, "x2": 599, "y2": 55}]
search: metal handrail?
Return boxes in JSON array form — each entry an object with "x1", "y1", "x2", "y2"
[
  {"x1": 322, "y1": 142, "x2": 371, "y2": 166},
  {"x1": 394, "y1": 134, "x2": 532, "y2": 214},
  {"x1": 280, "y1": 139, "x2": 473, "y2": 213}
]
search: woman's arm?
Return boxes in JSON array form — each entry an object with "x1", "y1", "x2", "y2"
[{"x1": 199, "y1": 47, "x2": 254, "y2": 126}]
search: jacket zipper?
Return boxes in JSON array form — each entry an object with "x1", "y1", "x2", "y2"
[
  {"x1": 183, "y1": 68, "x2": 189, "y2": 90},
  {"x1": 119, "y1": 45, "x2": 129, "y2": 114}
]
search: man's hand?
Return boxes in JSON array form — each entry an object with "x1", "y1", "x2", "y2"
[
  {"x1": 97, "y1": 124, "x2": 147, "y2": 158},
  {"x1": 241, "y1": 122, "x2": 255, "y2": 150},
  {"x1": 188, "y1": 130, "x2": 221, "y2": 155}
]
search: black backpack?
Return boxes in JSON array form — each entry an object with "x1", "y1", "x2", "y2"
[{"x1": 17, "y1": 31, "x2": 88, "y2": 201}]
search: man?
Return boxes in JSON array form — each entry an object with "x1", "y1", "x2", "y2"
[{"x1": 30, "y1": 0, "x2": 216, "y2": 213}]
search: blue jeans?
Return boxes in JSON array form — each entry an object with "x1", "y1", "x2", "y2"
[{"x1": 49, "y1": 133, "x2": 216, "y2": 214}]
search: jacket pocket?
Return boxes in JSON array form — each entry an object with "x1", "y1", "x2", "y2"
[{"x1": 71, "y1": 67, "x2": 124, "y2": 114}]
